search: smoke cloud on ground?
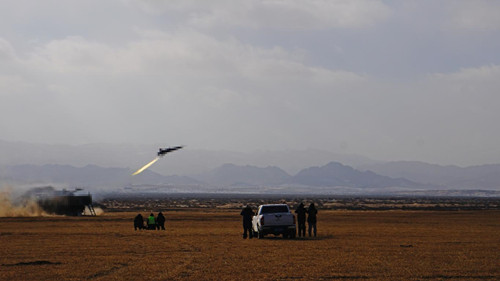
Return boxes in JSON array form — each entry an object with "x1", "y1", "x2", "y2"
[
  {"x1": 84, "y1": 206, "x2": 104, "y2": 216},
  {"x1": 0, "y1": 187, "x2": 47, "y2": 217}
]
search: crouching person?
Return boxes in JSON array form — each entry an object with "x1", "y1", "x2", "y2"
[
  {"x1": 147, "y1": 213, "x2": 156, "y2": 230},
  {"x1": 134, "y1": 214, "x2": 144, "y2": 230}
]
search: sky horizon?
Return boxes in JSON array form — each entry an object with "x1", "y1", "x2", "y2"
[{"x1": 1, "y1": 1, "x2": 500, "y2": 167}]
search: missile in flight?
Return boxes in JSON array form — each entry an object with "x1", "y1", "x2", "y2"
[
  {"x1": 132, "y1": 146, "x2": 184, "y2": 176},
  {"x1": 157, "y1": 146, "x2": 183, "y2": 156}
]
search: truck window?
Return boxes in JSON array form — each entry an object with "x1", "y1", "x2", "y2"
[{"x1": 260, "y1": 205, "x2": 289, "y2": 214}]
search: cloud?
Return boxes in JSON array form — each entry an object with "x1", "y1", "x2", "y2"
[
  {"x1": 432, "y1": 64, "x2": 500, "y2": 82},
  {"x1": 132, "y1": 0, "x2": 392, "y2": 30},
  {"x1": 0, "y1": 38, "x2": 16, "y2": 61},
  {"x1": 0, "y1": 30, "x2": 368, "y2": 146},
  {"x1": 26, "y1": 36, "x2": 117, "y2": 74},
  {"x1": 2, "y1": 28, "x2": 499, "y2": 161},
  {"x1": 446, "y1": 1, "x2": 500, "y2": 30},
  {"x1": 374, "y1": 64, "x2": 500, "y2": 164},
  {"x1": 0, "y1": 1, "x2": 499, "y2": 166},
  {"x1": 426, "y1": 64, "x2": 500, "y2": 122}
]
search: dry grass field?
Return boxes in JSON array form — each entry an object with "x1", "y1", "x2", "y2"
[{"x1": 1, "y1": 209, "x2": 499, "y2": 280}]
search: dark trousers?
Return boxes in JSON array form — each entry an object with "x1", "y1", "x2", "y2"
[
  {"x1": 308, "y1": 223, "x2": 317, "y2": 237},
  {"x1": 157, "y1": 223, "x2": 165, "y2": 230},
  {"x1": 297, "y1": 221, "x2": 306, "y2": 237},
  {"x1": 243, "y1": 223, "x2": 253, "y2": 239}
]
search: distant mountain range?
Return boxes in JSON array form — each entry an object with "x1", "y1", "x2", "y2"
[
  {"x1": 360, "y1": 161, "x2": 500, "y2": 190},
  {"x1": 0, "y1": 161, "x2": 437, "y2": 192},
  {"x1": 0, "y1": 139, "x2": 378, "y2": 175},
  {"x1": 198, "y1": 163, "x2": 291, "y2": 186},
  {"x1": 291, "y1": 162, "x2": 423, "y2": 188},
  {"x1": 1, "y1": 140, "x2": 500, "y2": 195},
  {"x1": 0, "y1": 164, "x2": 200, "y2": 188}
]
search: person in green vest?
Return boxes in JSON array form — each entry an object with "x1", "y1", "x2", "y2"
[{"x1": 147, "y1": 213, "x2": 156, "y2": 230}]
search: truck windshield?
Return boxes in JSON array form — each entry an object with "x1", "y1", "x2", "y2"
[{"x1": 260, "y1": 205, "x2": 289, "y2": 214}]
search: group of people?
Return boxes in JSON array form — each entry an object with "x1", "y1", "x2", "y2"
[
  {"x1": 134, "y1": 204, "x2": 318, "y2": 238},
  {"x1": 239, "y1": 202, "x2": 318, "y2": 239},
  {"x1": 134, "y1": 212, "x2": 166, "y2": 230},
  {"x1": 295, "y1": 203, "x2": 318, "y2": 237}
]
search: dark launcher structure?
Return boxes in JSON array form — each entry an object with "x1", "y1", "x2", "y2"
[{"x1": 27, "y1": 187, "x2": 97, "y2": 216}]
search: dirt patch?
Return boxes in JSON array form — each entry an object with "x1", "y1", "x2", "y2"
[
  {"x1": 2, "y1": 260, "x2": 62, "y2": 267},
  {"x1": 0, "y1": 209, "x2": 498, "y2": 280}
]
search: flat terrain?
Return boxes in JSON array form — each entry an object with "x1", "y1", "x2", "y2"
[{"x1": 1, "y1": 209, "x2": 499, "y2": 280}]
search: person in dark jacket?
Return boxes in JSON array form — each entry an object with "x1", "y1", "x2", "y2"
[
  {"x1": 134, "y1": 213, "x2": 144, "y2": 230},
  {"x1": 147, "y1": 213, "x2": 156, "y2": 230},
  {"x1": 240, "y1": 205, "x2": 254, "y2": 239},
  {"x1": 307, "y1": 203, "x2": 318, "y2": 237},
  {"x1": 295, "y1": 203, "x2": 307, "y2": 237},
  {"x1": 156, "y1": 212, "x2": 165, "y2": 230}
]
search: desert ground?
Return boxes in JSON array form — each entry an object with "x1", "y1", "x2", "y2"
[{"x1": 1, "y1": 208, "x2": 499, "y2": 280}]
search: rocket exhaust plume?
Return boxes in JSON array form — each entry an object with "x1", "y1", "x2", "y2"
[
  {"x1": 132, "y1": 146, "x2": 183, "y2": 175},
  {"x1": 132, "y1": 157, "x2": 160, "y2": 175}
]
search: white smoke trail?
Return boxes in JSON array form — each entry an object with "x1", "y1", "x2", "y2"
[{"x1": 132, "y1": 157, "x2": 160, "y2": 175}]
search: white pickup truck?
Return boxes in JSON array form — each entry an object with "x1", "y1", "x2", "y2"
[{"x1": 252, "y1": 204, "x2": 296, "y2": 239}]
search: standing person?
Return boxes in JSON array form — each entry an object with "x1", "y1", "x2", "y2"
[
  {"x1": 295, "y1": 203, "x2": 307, "y2": 237},
  {"x1": 307, "y1": 203, "x2": 318, "y2": 237},
  {"x1": 134, "y1": 214, "x2": 144, "y2": 230},
  {"x1": 240, "y1": 205, "x2": 254, "y2": 239},
  {"x1": 156, "y1": 212, "x2": 165, "y2": 230},
  {"x1": 147, "y1": 213, "x2": 156, "y2": 230}
]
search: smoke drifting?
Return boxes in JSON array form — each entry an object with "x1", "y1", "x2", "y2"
[
  {"x1": 84, "y1": 205, "x2": 104, "y2": 216},
  {"x1": 0, "y1": 188, "x2": 47, "y2": 217}
]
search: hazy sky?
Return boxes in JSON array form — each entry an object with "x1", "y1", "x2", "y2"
[{"x1": 1, "y1": 0, "x2": 500, "y2": 166}]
